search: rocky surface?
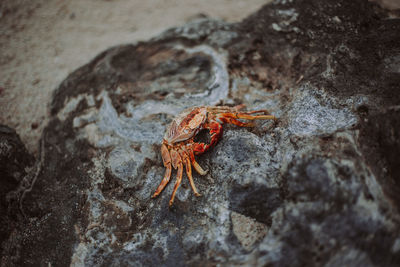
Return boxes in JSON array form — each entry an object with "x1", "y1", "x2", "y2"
[
  {"x1": 1, "y1": 0, "x2": 400, "y2": 266},
  {"x1": 0, "y1": 125, "x2": 35, "y2": 249}
]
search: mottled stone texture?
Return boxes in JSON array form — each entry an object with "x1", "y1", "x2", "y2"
[
  {"x1": 0, "y1": 125, "x2": 34, "y2": 249},
  {"x1": 1, "y1": 0, "x2": 400, "y2": 266}
]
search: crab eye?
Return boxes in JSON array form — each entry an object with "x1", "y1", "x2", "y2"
[{"x1": 193, "y1": 129, "x2": 211, "y2": 145}]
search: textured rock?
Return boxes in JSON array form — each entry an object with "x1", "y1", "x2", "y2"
[
  {"x1": 2, "y1": 0, "x2": 400, "y2": 266},
  {"x1": 0, "y1": 125, "x2": 34, "y2": 197},
  {"x1": 0, "y1": 125, "x2": 34, "y2": 253}
]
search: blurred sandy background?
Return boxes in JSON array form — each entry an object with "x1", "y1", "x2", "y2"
[{"x1": 0, "y1": 0, "x2": 398, "y2": 155}]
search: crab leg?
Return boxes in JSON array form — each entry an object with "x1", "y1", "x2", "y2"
[
  {"x1": 233, "y1": 104, "x2": 246, "y2": 110},
  {"x1": 188, "y1": 148, "x2": 208, "y2": 175},
  {"x1": 169, "y1": 149, "x2": 184, "y2": 206},
  {"x1": 240, "y1": 109, "x2": 270, "y2": 115},
  {"x1": 169, "y1": 162, "x2": 183, "y2": 206},
  {"x1": 227, "y1": 112, "x2": 276, "y2": 121},
  {"x1": 192, "y1": 160, "x2": 207, "y2": 176},
  {"x1": 218, "y1": 117, "x2": 254, "y2": 127},
  {"x1": 182, "y1": 152, "x2": 201, "y2": 197},
  {"x1": 207, "y1": 104, "x2": 246, "y2": 112},
  {"x1": 152, "y1": 144, "x2": 172, "y2": 198},
  {"x1": 206, "y1": 106, "x2": 235, "y2": 112}
]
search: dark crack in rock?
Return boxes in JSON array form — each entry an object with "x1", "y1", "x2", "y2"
[
  {"x1": 0, "y1": 125, "x2": 34, "y2": 251},
  {"x1": 2, "y1": 0, "x2": 400, "y2": 266}
]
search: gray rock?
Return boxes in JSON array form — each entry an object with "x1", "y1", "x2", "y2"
[{"x1": 2, "y1": 0, "x2": 400, "y2": 266}]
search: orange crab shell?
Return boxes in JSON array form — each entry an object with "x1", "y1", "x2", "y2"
[
  {"x1": 163, "y1": 107, "x2": 207, "y2": 144},
  {"x1": 152, "y1": 105, "x2": 276, "y2": 207}
]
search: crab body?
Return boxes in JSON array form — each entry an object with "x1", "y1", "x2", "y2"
[{"x1": 152, "y1": 105, "x2": 276, "y2": 206}]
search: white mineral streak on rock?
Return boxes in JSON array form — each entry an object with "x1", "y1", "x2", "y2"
[
  {"x1": 176, "y1": 44, "x2": 229, "y2": 104},
  {"x1": 73, "y1": 108, "x2": 98, "y2": 128},
  {"x1": 57, "y1": 93, "x2": 95, "y2": 122},
  {"x1": 97, "y1": 91, "x2": 165, "y2": 144},
  {"x1": 125, "y1": 100, "x2": 182, "y2": 121},
  {"x1": 72, "y1": 91, "x2": 164, "y2": 146},
  {"x1": 126, "y1": 43, "x2": 229, "y2": 121},
  {"x1": 322, "y1": 54, "x2": 335, "y2": 79}
]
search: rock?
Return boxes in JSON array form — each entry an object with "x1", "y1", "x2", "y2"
[
  {"x1": 2, "y1": 0, "x2": 400, "y2": 266},
  {"x1": 0, "y1": 125, "x2": 34, "y2": 251},
  {"x1": 0, "y1": 125, "x2": 34, "y2": 195},
  {"x1": 231, "y1": 211, "x2": 269, "y2": 251}
]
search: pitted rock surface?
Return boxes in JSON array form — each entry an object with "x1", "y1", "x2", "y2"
[{"x1": 2, "y1": 0, "x2": 400, "y2": 266}]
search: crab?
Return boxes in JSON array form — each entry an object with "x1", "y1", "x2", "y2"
[{"x1": 152, "y1": 105, "x2": 276, "y2": 206}]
